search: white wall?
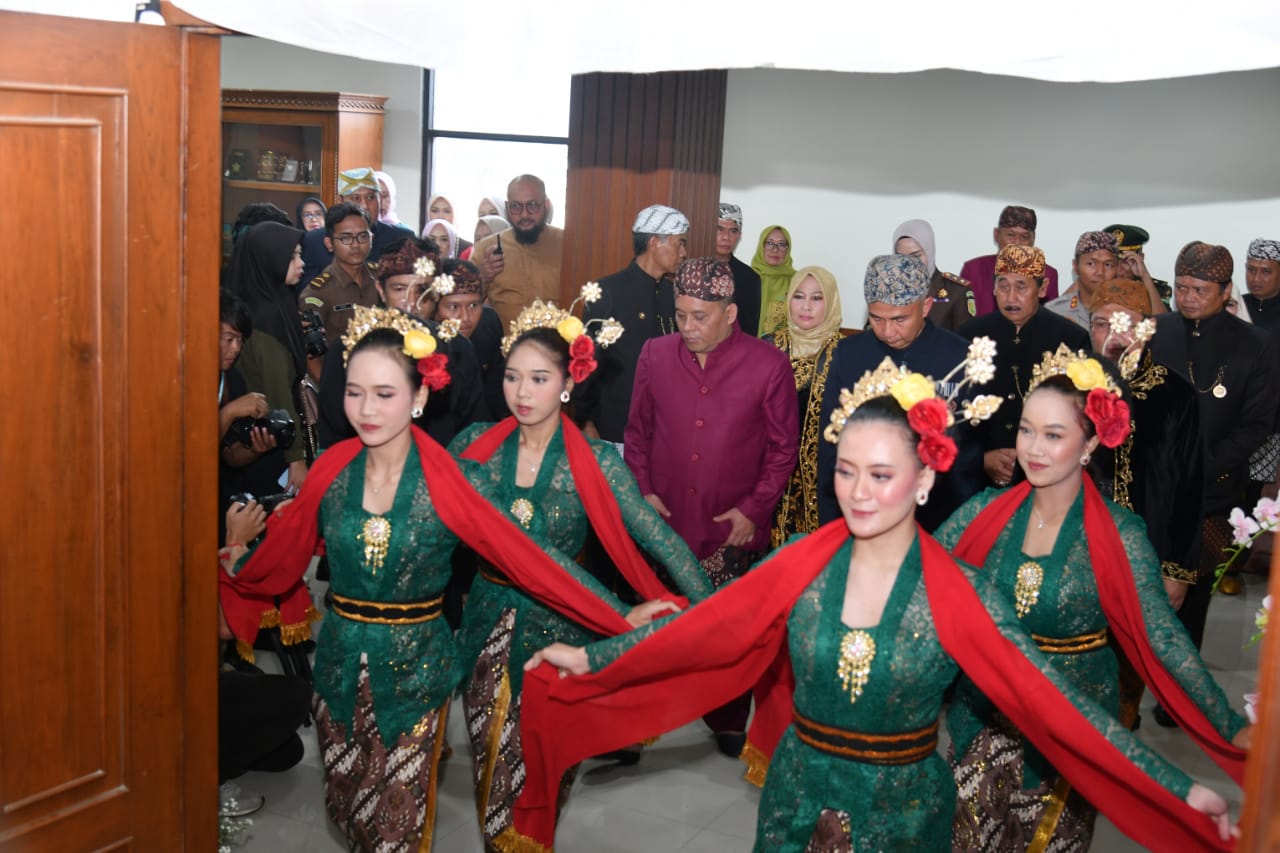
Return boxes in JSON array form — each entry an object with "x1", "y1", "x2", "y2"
[
  {"x1": 721, "y1": 67, "x2": 1280, "y2": 326},
  {"x1": 219, "y1": 36, "x2": 424, "y2": 232}
]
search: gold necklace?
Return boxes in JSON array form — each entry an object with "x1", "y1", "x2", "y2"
[
  {"x1": 366, "y1": 463, "x2": 405, "y2": 495},
  {"x1": 836, "y1": 630, "x2": 876, "y2": 703},
  {"x1": 1187, "y1": 361, "x2": 1227, "y2": 399}
]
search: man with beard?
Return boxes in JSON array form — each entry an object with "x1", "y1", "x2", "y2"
[
  {"x1": 470, "y1": 174, "x2": 564, "y2": 328},
  {"x1": 957, "y1": 245, "x2": 1090, "y2": 487},
  {"x1": 713, "y1": 203, "x2": 762, "y2": 336},
  {"x1": 1048, "y1": 230, "x2": 1119, "y2": 329}
]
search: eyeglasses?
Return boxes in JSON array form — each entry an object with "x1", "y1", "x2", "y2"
[
  {"x1": 506, "y1": 200, "x2": 544, "y2": 215},
  {"x1": 301, "y1": 211, "x2": 324, "y2": 221},
  {"x1": 764, "y1": 240, "x2": 789, "y2": 251},
  {"x1": 333, "y1": 231, "x2": 373, "y2": 246}
]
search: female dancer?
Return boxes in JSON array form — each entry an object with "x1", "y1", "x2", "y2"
[
  {"x1": 450, "y1": 295, "x2": 715, "y2": 850},
  {"x1": 770, "y1": 265, "x2": 844, "y2": 547},
  {"x1": 938, "y1": 343, "x2": 1250, "y2": 851},
  {"x1": 520, "y1": 356, "x2": 1235, "y2": 852},
  {"x1": 218, "y1": 306, "x2": 673, "y2": 851}
]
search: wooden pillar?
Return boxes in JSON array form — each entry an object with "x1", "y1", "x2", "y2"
[{"x1": 562, "y1": 70, "x2": 727, "y2": 294}]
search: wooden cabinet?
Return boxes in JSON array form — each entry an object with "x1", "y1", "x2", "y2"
[{"x1": 221, "y1": 90, "x2": 388, "y2": 254}]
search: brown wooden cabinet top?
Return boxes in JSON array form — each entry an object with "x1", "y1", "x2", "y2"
[{"x1": 222, "y1": 90, "x2": 388, "y2": 114}]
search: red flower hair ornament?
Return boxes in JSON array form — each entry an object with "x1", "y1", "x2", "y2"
[
  {"x1": 1084, "y1": 387, "x2": 1131, "y2": 448},
  {"x1": 908, "y1": 398, "x2": 957, "y2": 472},
  {"x1": 417, "y1": 352, "x2": 451, "y2": 391}
]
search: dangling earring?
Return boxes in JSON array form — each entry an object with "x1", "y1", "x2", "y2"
[
  {"x1": 1080, "y1": 452, "x2": 1091, "y2": 466},
  {"x1": 916, "y1": 490, "x2": 929, "y2": 506},
  {"x1": 411, "y1": 407, "x2": 424, "y2": 419},
  {"x1": 560, "y1": 389, "x2": 571, "y2": 404}
]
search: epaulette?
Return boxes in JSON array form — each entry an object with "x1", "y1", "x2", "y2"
[
  {"x1": 307, "y1": 270, "x2": 333, "y2": 289},
  {"x1": 941, "y1": 271, "x2": 970, "y2": 286}
]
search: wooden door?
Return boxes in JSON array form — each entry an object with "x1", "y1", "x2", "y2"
[{"x1": 0, "y1": 11, "x2": 220, "y2": 851}]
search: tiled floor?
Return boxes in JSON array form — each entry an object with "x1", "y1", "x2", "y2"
[{"x1": 232, "y1": 573, "x2": 1265, "y2": 851}]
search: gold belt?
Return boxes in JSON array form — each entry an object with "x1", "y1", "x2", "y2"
[
  {"x1": 793, "y1": 709, "x2": 938, "y2": 765},
  {"x1": 1032, "y1": 627, "x2": 1109, "y2": 654},
  {"x1": 329, "y1": 592, "x2": 444, "y2": 625}
]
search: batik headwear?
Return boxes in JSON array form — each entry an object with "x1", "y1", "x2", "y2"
[
  {"x1": 717, "y1": 203, "x2": 743, "y2": 227},
  {"x1": 1088, "y1": 277, "x2": 1152, "y2": 315},
  {"x1": 442, "y1": 258, "x2": 483, "y2": 296},
  {"x1": 864, "y1": 254, "x2": 929, "y2": 306},
  {"x1": 373, "y1": 170, "x2": 402, "y2": 226},
  {"x1": 1075, "y1": 230, "x2": 1119, "y2": 258},
  {"x1": 891, "y1": 219, "x2": 937, "y2": 277},
  {"x1": 1175, "y1": 241, "x2": 1233, "y2": 283},
  {"x1": 998, "y1": 205, "x2": 1037, "y2": 231},
  {"x1": 1026, "y1": 344, "x2": 1130, "y2": 448},
  {"x1": 674, "y1": 257, "x2": 734, "y2": 301},
  {"x1": 1105, "y1": 224, "x2": 1150, "y2": 253},
  {"x1": 783, "y1": 266, "x2": 844, "y2": 359},
  {"x1": 1248, "y1": 238, "x2": 1280, "y2": 263},
  {"x1": 376, "y1": 238, "x2": 439, "y2": 283},
  {"x1": 823, "y1": 340, "x2": 1002, "y2": 470},
  {"x1": 994, "y1": 244, "x2": 1047, "y2": 282},
  {"x1": 632, "y1": 204, "x2": 689, "y2": 236},
  {"x1": 338, "y1": 167, "x2": 378, "y2": 197}
]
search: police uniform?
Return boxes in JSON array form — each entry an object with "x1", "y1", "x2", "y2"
[
  {"x1": 1106, "y1": 224, "x2": 1171, "y2": 305},
  {"x1": 927, "y1": 268, "x2": 976, "y2": 331},
  {"x1": 298, "y1": 260, "x2": 381, "y2": 350}
]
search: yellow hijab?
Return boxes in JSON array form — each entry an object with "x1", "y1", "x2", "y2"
[{"x1": 784, "y1": 265, "x2": 843, "y2": 358}]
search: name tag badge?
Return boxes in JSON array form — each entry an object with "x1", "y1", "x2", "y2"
[{"x1": 335, "y1": 303, "x2": 354, "y2": 312}]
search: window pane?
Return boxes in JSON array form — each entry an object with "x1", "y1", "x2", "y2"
[
  {"x1": 428, "y1": 137, "x2": 567, "y2": 247},
  {"x1": 431, "y1": 67, "x2": 571, "y2": 137}
]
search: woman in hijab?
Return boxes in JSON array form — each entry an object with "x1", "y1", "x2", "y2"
[
  {"x1": 374, "y1": 170, "x2": 404, "y2": 229},
  {"x1": 892, "y1": 218, "x2": 975, "y2": 331},
  {"x1": 228, "y1": 221, "x2": 309, "y2": 494},
  {"x1": 294, "y1": 196, "x2": 326, "y2": 233},
  {"x1": 461, "y1": 214, "x2": 511, "y2": 261},
  {"x1": 478, "y1": 194, "x2": 505, "y2": 220},
  {"x1": 770, "y1": 266, "x2": 844, "y2": 547},
  {"x1": 427, "y1": 193, "x2": 470, "y2": 255},
  {"x1": 752, "y1": 224, "x2": 797, "y2": 337},
  {"x1": 422, "y1": 218, "x2": 459, "y2": 260}
]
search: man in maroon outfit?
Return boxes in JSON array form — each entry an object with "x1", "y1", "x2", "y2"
[
  {"x1": 960, "y1": 204, "x2": 1061, "y2": 315},
  {"x1": 624, "y1": 256, "x2": 798, "y2": 756}
]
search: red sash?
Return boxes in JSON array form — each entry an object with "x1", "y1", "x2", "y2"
[
  {"x1": 220, "y1": 427, "x2": 636, "y2": 646},
  {"x1": 460, "y1": 413, "x2": 686, "y2": 606},
  {"x1": 952, "y1": 479, "x2": 1245, "y2": 784},
  {"x1": 514, "y1": 523, "x2": 1232, "y2": 851}
]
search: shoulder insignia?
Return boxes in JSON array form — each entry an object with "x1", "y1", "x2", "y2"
[
  {"x1": 303, "y1": 296, "x2": 325, "y2": 308},
  {"x1": 1069, "y1": 295, "x2": 1078, "y2": 309},
  {"x1": 941, "y1": 271, "x2": 969, "y2": 286},
  {"x1": 965, "y1": 292, "x2": 976, "y2": 316},
  {"x1": 308, "y1": 271, "x2": 332, "y2": 289}
]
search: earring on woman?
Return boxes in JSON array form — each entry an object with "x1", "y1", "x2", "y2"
[
  {"x1": 411, "y1": 407, "x2": 424, "y2": 418},
  {"x1": 560, "y1": 390, "x2": 571, "y2": 404},
  {"x1": 916, "y1": 490, "x2": 929, "y2": 506},
  {"x1": 1080, "y1": 453, "x2": 1091, "y2": 466}
]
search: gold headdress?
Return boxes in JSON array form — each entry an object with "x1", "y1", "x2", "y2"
[
  {"x1": 1026, "y1": 343, "x2": 1123, "y2": 397},
  {"x1": 824, "y1": 337, "x2": 1003, "y2": 445},
  {"x1": 340, "y1": 305, "x2": 456, "y2": 390},
  {"x1": 1025, "y1": 343, "x2": 1131, "y2": 448},
  {"x1": 500, "y1": 281, "x2": 624, "y2": 357}
]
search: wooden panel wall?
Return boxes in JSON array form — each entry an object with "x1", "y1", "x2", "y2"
[{"x1": 562, "y1": 71, "x2": 727, "y2": 294}]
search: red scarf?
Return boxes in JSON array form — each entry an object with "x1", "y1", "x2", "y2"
[
  {"x1": 514, "y1": 523, "x2": 1231, "y2": 851},
  {"x1": 220, "y1": 427, "x2": 636, "y2": 646},
  {"x1": 953, "y1": 479, "x2": 1245, "y2": 784},
  {"x1": 460, "y1": 413, "x2": 686, "y2": 606}
]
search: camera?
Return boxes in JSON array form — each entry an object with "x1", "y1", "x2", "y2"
[
  {"x1": 223, "y1": 407, "x2": 297, "y2": 450},
  {"x1": 300, "y1": 308, "x2": 328, "y2": 358},
  {"x1": 228, "y1": 491, "x2": 293, "y2": 514}
]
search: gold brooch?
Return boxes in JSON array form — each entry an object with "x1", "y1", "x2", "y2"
[
  {"x1": 836, "y1": 629, "x2": 876, "y2": 703},
  {"x1": 510, "y1": 498, "x2": 534, "y2": 528},
  {"x1": 358, "y1": 516, "x2": 392, "y2": 575},
  {"x1": 1014, "y1": 561, "x2": 1045, "y2": 617}
]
